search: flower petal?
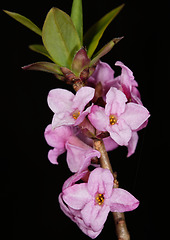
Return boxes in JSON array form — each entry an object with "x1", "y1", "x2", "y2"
[
  {"x1": 66, "y1": 138, "x2": 100, "y2": 172},
  {"x1": 44, "y1": 124, "x2": 72, "y2": 148},
  {"x1": 62, "y1": 170, "x2": 89, "y2": 191},
  {"x1": 81, "y1": 200, "x2": 110, "y2": 232},
  {"x1": 103, "y1": 137, "x2": 119, "y2": 152},
  {"x1": 88, "y1": 105, "x2": 108, "y2": 131},
  {"x1": 58, "y1": 193, "x2": 75, "y2": 221},
  {"x1": 105, "y1": 87, "x2": 127, "y2": 116},
  {"x1": 127, "y1": 131, "x2": 139, "y2": 157},
  {"x1": 48, "y1": 148, "x2": 65, "y2": 164},
  {"x1": 108, "y1": 188, "x2": 139, "y2": 212},
  {"x1": 73, "y1": 86, "x2": 95, "y2": 112},
  {"x1": 115, "y1": 61, "x2": 138, "y2": 100},
  {"x1": 52, "y1": 112, "x2": 75, "y2": 128},
  {"x1": 108, "y1": 119, "x2": 132, "y2": 146},
  {"x1": 77, "y1": 218, "x2": 102, "y2": 239},
  {"x1": 47, "y1": 88, "x2": 74, "y2": 113},
  {"x1": 87, "y1": 168, "x2": 114, "y2": 198},
  {"x1": 121, "y1": 102, "x2": 150, "y2": 130},
  {"x1": 88, "y1": 61, "x2": 114, "y2": 86},
  {"x1": 63, "y1": 183, "x2": 91, "y2": 210},
  {"x1": 74, "y1": 105, "x2": 93, "y2": 126}
]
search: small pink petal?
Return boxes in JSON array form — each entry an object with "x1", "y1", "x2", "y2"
[
  {"x1": 66, "y1": 136, "x2": 100, "y2": 172},
  {"x1": 62, "y1": 170, "x2": 89, "y2": 191},
  {"x1": 103, "y1": 137, "x2": 119, "y2": 152},
  {"x1": 73, "y1": 86, "x2": 95, "y2": 112},
  {"x1": 52, "y1": 112, "x2": 75, "y2": 128},
  {"x1": 108, "y1": 188, "x2": 139, "y2": 212},
  {"x1": 88, "y1": 61, "x2": 114, "y2": 86},
  {"x1": 87, "y1": 168, "x2": 113, "y2": 198},
  {"x1": 63, "y1": 183, "x2": 91, "y2": 210},
  {"x1": 127, "y1": 132, "x2": 139, "y2": 157},
  {"x1": 81, "y1": 201, "x2": 110, "y2": 232},
  {"x1": 105, "y1": 87, "x2": 127, "y2": 116},
  {"x1": 47, "y1": 88, "x2": 74, "y2": 113},
  {"x1": 48, "y1": 148, "x2": 65, "y2": 164},
  {"x1": 88, "y1": 105, "x2": 108, "y2": 131},
  {"x1": 121, "y1": 102, "x2": 150, "y2": 130},
  {"x1": 44, "y1": 124, "x2": 72, "y2": 148},
  {"x1": 74, "y1": 105, "x2": 93, "y2": 126},
  {"x1": 108, "y1": 119, "x2": 132, "y2": 146}
]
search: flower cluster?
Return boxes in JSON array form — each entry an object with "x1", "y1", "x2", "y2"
[
  {"x1": 44, "y1": 61, "x2": 150, "y2": 238},
  {"x1": 4, "y1": 3, "x2": 150, "y2": 238}
]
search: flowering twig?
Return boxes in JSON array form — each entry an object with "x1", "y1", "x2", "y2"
[
  {"x1": 4, "y1": 1, "x2": 150, "y2": 239},
  {"x1": 93, "y1": 139, "x2": 130, "y2": 240}
]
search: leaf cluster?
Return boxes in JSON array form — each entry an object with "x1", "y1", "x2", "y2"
[{"x1": 4, "y1": 0, "x2": 124, "y2": 80}]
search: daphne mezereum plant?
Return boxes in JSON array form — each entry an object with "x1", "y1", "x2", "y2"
[{"x1": 4, "y1": 1, "x2": 150, "y2": 239}]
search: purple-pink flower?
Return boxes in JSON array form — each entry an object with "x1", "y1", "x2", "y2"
[
  {"x1": 87, "y1": 61, "x2": 119, "y2": 99},
  {"x1": 44, "y1": 124, "x2": 100, "y2": 172},
  {"x1": 115, "y1": 61, "x2": 142, "y2": 104},
  {"x1": 60, "y1": 168, "x2": 139, "y2": 238},
  {"x1": 87, "y1": 60, "x2": 142, "y2": 104},
  {"x1": 88, "y1": 87, "x2": 150, "y2": 146},
  {"x1": 47, "y1": 86, "x2": 95, "y2": 129}
]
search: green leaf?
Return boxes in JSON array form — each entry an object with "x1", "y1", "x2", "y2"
[
  {"x1": 42, "y1": 7, "x2": 81, "y2": 68},
  {"x1": 3, "y1": 10, "x2": 42, "y2": 36},
  {"x1": 83, "y1": 4, "x2": 125, "y2": 58},
  {"x1": 22, "y1": 61, "x2": 63, "y2": 76},
  {"x1": 29, "y1": 44, "x2": 53, "y2": 60},
  {"x1": 90, "y1": 37, "x2": 124, "y2": 66},
  {"x1": 71, "y1": 0, "x2": 83, "y2": 45}
]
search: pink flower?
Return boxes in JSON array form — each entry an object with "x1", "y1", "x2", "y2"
[
  {"x1": 59, "y1": 170, "x2": 102, "y2": 239},
  {"x1": 61, "y1": 168, "x2": 139, "y2": 238},
  {"x1": 47, "y1": 86, "x2": 95, "y2": 129},
  {"x1": 66, "y1": 136, "x2": 100, "y2": 172},
  {"x1": 87, "y1": 60, "x2": 142, "y2": 104},
  {"x1": 115, "y1": 61, "x2": 142, "y2": 104},
  {"x1": 44, "y1": 124, "x2": 100, "y2": 172},
  {"x1": 88, "y1": 87, "x2": 150, "y2": 146},
  {"x1": 87, "y1": 61, "x2": 119, "y2": 99},
  {"x1": 44, "y1": 124, "x2": 72, "y2": 164}
]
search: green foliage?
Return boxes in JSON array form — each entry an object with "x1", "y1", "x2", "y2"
[
  {"x1": 71, "y1": 0, "x2": 83, "y2": 45},
  {"x1": 90, "y1": 37, "x2": 124, "y2": 66},
  {"x1": 4, "y1": 2, "x2": 124, "y2": 77},
  {"x1": 42, "y1": 7, "x2": 81, "y2": 68},
  {"x1": 22, "y1": 62, "x2": 63, "y2": 76},
  {"x1": 29, "y1": 44, "x2": 52, "y2": 60},
  {"x1": 84, "y1": 4, "x2": 125, "y2": 58},
  {"x1": 3, "y1": 10, "x2": 42, "y2": 36}
]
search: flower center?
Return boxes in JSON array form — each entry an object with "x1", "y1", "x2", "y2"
[
  {"x1": 72, "y1": 109, "x2": 80, "y2": 120},
  {"x1": 95, "y1": 193, "x2": 105, "y2": 206},
  {"x1": 109, "y1": 114, "x2": 117, "y2": 125}
]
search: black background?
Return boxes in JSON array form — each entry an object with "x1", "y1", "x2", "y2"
[{"x1": 1, "y1": 0, "x2": 168, "y2": 239}]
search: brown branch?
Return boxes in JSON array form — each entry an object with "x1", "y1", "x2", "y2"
[{"x1": 93, "y1": 139, "x2": 130, "y2": 240}]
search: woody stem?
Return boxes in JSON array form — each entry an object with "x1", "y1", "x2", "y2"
[{"x1": 93, "y1": 138, "x2": 130, "y2": 240}]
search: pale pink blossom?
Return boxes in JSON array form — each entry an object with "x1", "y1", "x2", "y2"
[
  {"x1": 59, "y1": 170, "x2": 102, "y2": 239},
  {"x1": 87, "y1": 61, "x2": 119, "y2": 98},
  {"x1": 44, "y1": 124, "x2": 100, "y2": 172},
  {"x1": 88, "y1": 87, "x2": 150, "y2": 146},
  {"x1": 115, "y1": 61, "x2": 142, "y2": 104},
  {"x1": 66, "y1": 136, "x2": 100, "y2": 172},
  {"x1": 44, "y1": 124, "x2": 72, "y2": 164},
  {"x1": 60, "y1": 168, "x2": 139, "y2": 238},
  {"x1": 47, "y1": 86, "x2": 95, "y2": 129}
]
